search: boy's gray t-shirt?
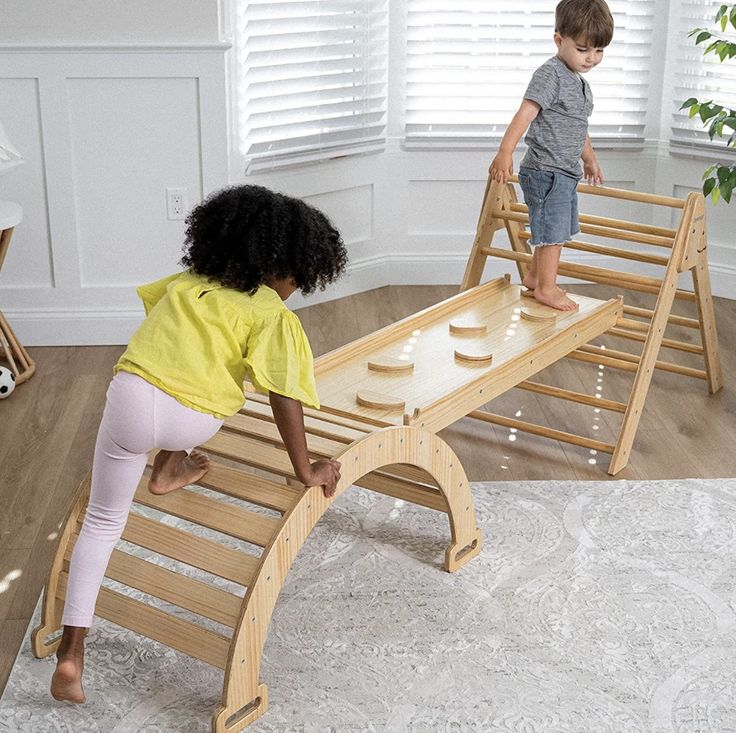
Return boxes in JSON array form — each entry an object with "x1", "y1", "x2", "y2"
[{"x1": 520, "y1": 55, "x2": 594, "y2": 179}]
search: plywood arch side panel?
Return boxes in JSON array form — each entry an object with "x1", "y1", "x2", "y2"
[{"x1": 212, "y1": 425, "x2": 482, "y2": 733}]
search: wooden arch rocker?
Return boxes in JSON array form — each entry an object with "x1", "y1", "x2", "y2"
[{"x1": 32, "y1": 419, "x2": 481, "y2": 732}]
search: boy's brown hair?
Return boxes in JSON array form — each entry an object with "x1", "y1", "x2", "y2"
[{"x1": 555, "y1": 0, "x2": 614, "y2": 48}]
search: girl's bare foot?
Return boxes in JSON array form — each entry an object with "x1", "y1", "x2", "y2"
[
  {"x1": 51, "y1": 626, "x2": 87, "y2": 704},
  {"x1": 148, "y1": 449, "x2": 209, "y2": 495},
  {"x1": 533, "y1": 287, "x2": 579, "y2": 311}
]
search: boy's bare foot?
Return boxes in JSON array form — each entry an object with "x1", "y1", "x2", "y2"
[
  {"x1": 533, "y1": 287, "x2": 579, "y2": 311},
  {"x1": 51, "y1": 627, "x2": 87, "y2": 704},
  {"x1": 148, "y1": 449, "x2": 209, "y2": 495},
  {"x1": 522, "y1": 273, "x2": 537, "y2": 291}
]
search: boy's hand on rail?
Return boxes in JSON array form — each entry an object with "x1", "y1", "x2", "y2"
[
  {"x1": 305, "y1": 459, "x2": 342, "y2": 498},
  {"x1": 490, "y1": 152, "x2": 514, "y2": 184},
  {"x1": 582, "y1": 156, "x2": 603, "y2": 186}
]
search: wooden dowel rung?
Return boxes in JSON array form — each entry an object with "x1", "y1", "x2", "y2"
[
  {"x1": 56, "y1": 573, "x2": 231, "y2": 668},
  {"x1": 562, "y1": 240, "x2": 670, "y2": 266},
  {"x1": 509, "y1": 202, "x2": 678, "y2": 238},
  {"x1": 468, "y1": 410, "x2": 616, "y2": 454},
  {"x1": 622, "y1": 305, "x2": 700, "y2": 330},
  {"x1": 575, "y1": 344, "x2": 708, "y2": 380},
  {"x1": 120, "y1": 513, "x2": 258, "y2": 586},
  {"x1": 567, "y1": 349, "x2": 639, "y2": 372},
  {"x1": 516, "y1": 380, "x2": 627, "y2": 413},
  {"x1": 505, "y1": 174, "x2": 687, "y2": 208},
  {"x1": 607, "y1": 327, "x2": 705, "y2": 355},
  {"x1": 479, "y1": 247, "x2": 696, "y2": 302},
  {"x1": 493, "y1": 210, "x2": 675, "y2": 247},
  {"x1": 134, "y1": 479, "x2": 281, "y2": 548},
  {"x1": 65, "y1": 540, "x2": 242, "y2": 627}
]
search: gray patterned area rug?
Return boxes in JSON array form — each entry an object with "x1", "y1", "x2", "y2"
[{"x1": 2, "y1": 478, "x2": 736, "y2": 733}]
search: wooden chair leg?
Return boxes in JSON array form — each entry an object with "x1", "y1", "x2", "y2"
[{"x1": 0, "y1": 310, "x2": 35, "y2": 384}]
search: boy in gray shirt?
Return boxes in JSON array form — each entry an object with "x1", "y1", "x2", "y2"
[{"x1": 490, "y1": 0, "x2": 614, "y2": 311}]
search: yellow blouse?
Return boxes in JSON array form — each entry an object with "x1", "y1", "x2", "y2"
[{"x1": 114, "y1": 272, "x2": 319, "y2": 418}]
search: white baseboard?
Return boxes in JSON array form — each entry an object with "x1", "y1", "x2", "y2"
[{"x1": 7, "y1": 249, "x2": 735, "y2": 346}]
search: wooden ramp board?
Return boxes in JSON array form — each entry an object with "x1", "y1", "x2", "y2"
[{"x1": 314, "y1": 277, "x2": 621, "y2": 432}]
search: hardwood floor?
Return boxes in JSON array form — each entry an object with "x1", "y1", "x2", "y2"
[{"x1": 0, "y1": 282, "x2": 734, "y2": 696}]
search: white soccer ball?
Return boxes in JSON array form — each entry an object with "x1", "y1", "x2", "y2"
[{"x1": 0, "y1": 366, "x2": 16, "y2": 399}]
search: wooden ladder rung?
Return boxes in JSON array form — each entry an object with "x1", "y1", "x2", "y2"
[
  {"x1": 607, "y1": 326, "x2": 704, "y2": 356},
  {"x1": 56, "y1": 572, "x2": 231, "y2": 668},
  {"x1": 114, "y1": 512, "x2": 258, "y2": 586},
  {"x1": 480, "y1": 246, "x2": 697, "y2": 301},
  {"x1": 509, "y1": 202, "x2": 678, "y2": 238},
  {"x1": 623, "y1": 304, "x2": 700, "y2": 330},
  {"x1": 469, "y1": 410, "x2": 616, "y2": 454},
  {"x1": 134, "y1": 480, "x2": 280, "y2": 548},
  {"x1": 516, "y1": 380, "x2": 627, "y2": 413},
  {"x1": 570, "y1": 345, "x2": 708, "y2": 380},
  {"x1": 494, "y1": 209, "x2": 675, "y2": 247},
  {"x1": 65, "y1": 540, "x2": 242, "y2": 627}
]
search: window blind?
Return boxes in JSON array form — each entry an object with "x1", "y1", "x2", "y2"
[
  {"x1": 404, "y1": 0, "x2": 654, "y2": 147},
  {"x1": 234, "y1": 0, "x2": 388, "y2": 172},
  {"x1": 671, "y1": 0, "x2": 736, "y2": 150}
]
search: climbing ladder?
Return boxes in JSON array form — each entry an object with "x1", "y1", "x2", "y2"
[{"x1": 460, "y1": 173, "x2": 723, "y2": 474}]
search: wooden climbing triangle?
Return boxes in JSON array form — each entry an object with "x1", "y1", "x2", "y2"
[{"x1": 460, "y1": 172, "x2": 723, "y2": 474}]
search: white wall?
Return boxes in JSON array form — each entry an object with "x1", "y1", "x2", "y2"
[
  {"x1": 0, "y1": 0, "x2": 733, "y2": 346},
  {"x1": 0, "y1": 1, "x2": 220, "y2": 44}
]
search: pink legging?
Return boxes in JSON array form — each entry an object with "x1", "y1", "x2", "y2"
[{"x1": 62, "y1": 371, "x2": 223, "y2": 627}]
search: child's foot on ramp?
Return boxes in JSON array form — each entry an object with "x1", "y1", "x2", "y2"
[
  {"x1": 148, "y1": 449, "x2": 209, "y2": 495},
  {"x1": 533, "y1": 287, "x2": 579, "y2": 311}
]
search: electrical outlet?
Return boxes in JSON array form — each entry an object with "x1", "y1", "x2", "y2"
[{"x1": 166, "y1": 187, "x2": 187, "y2": 220}]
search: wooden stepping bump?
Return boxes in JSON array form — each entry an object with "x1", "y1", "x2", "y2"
[
  {"x1": 367, "y1": 356, "x2": 415, "y2": 374},
  {"x1": 520, "y1": 306, "x2": 557, "y2": 322},
  {"x1": 454, "y1": 347, "x2": 493, "y2": 364},
  {"x1": 449, "y1": 319, "x2": 487, "y2": 336},
  {"x1": 356, "y1": 390, "x2": 406, "y2": 411}
]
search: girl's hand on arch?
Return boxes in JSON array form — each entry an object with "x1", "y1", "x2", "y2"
[{"x1": 306, "y1": 459, "x2": 341, "y2": 498}]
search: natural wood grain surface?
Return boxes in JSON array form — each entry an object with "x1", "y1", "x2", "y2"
[{"x1": 1, "y1": 283, "x2": 734, "y2": 697}]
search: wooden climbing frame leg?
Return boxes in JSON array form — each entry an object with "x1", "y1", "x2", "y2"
[
  {"x1": 692, "y1": 255, "x2": 723, "y2": 395},
  {"x1": 31, "y1": 473, "x2": 92, "y2": 657},
  {"x1": 212, "y1": 426, "x2": 481, "y2": 733}
]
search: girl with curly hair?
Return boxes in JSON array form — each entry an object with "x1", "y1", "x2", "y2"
[{"x1": 50, "y1": 185, "x2": 348, "y2": 704}]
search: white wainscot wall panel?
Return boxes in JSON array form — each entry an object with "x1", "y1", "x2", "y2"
[
  {"x1": 68, "y1": 76, "x2": 202, "y2": 287},
  {"x1": 0, "y1": 78, "x2": 53, "y2": 288},
  {"x1": 0, "y1": 46, "x2": 229, "y2": 345}
]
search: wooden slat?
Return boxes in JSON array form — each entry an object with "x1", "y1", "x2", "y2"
[
  {"x1": 570, "y1": 345, "x2": 708, "y2": 380},
  {"x1": 515, "y1": 380, "x2": 627, "y2": 413},
  {"x1": 56, "y1": 572, "x2": 230, "y2": 668},
  {"x1": 562, "y1": 239, "x2": 670, "y2": 266},
  {"x1": 493, "y1": 209, "x2": 675, "y2": 247},
  {"x1": 607, "y1": 326, "x2": 705, "y2": 355},
  {"x1": 469, "y1": 410, "x2": 616, "y2": 454},
  {"x1": 480, "y1": 246, "x2": 697, "y2": 301},
  {"x1": 241, "y1": 398, "x2": 370, "y2": 442},
  {"x1": 510, "y1": 203, "x2": 678, "y2": 238},
  {"x1": 623, "y1": 304, "x2": 700, "y2": 330},
  {"x1": 134, "y1": 480, "x2": 280, "y2": 548},
  {"x1": 145, "y1": 455, "x2": 300, "y2": 514},
  {"x1": 225, "y1": 412, "x2": 351, "y2": 456},
  {"x1": 507, "y1": 174, "x2": 687, "y2": 208},
  {"x1": 64, "y1": 539, "x2": 242, "y2": 627},
  {"x1": 200, "y1": 463, "x2": 300, "y2": 513},
  {"x1": 119, "y1": 513, "x2": 259, "y2": 586}
]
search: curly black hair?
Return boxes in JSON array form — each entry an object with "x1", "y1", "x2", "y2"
[{"x1": 181, "y1": 185, "x2": 348, "y2": 295}]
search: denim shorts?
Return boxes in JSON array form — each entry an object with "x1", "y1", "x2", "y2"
[{"x1": 518, "y1": 167, "x2": 579, "y2": 246}]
